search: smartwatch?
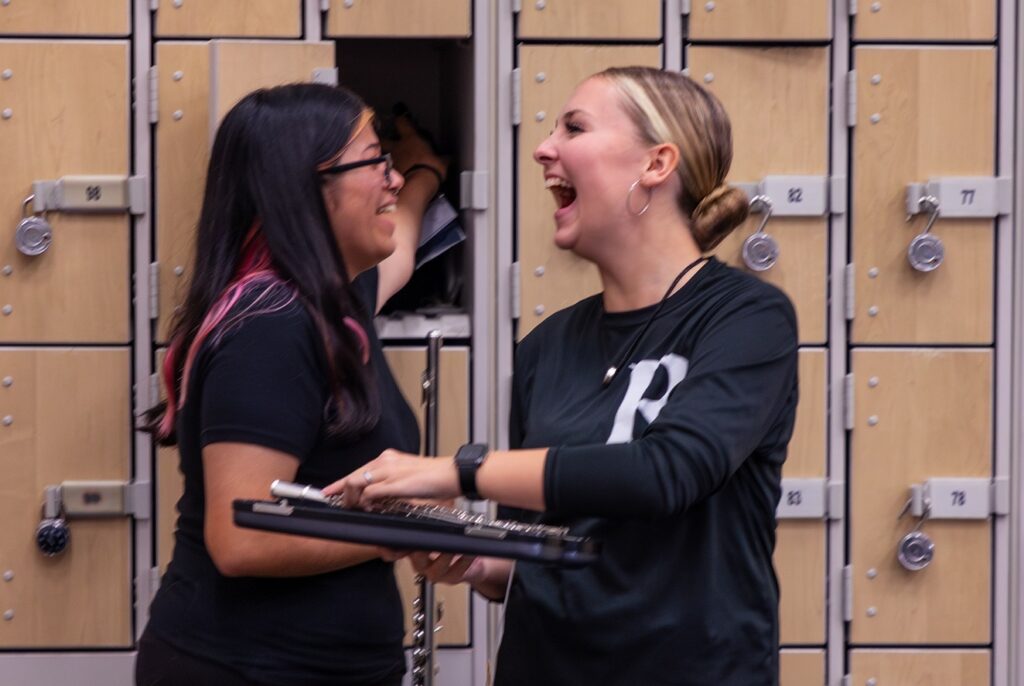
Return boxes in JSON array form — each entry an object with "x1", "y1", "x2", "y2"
[{"x1": 454, "y1": 443, "x2": 489, "y2": 501}]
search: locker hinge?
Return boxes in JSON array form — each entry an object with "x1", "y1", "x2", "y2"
[
  {"x1": 843, "y1": 373, "x2": 855, "y2": 431},
  {"x1": 829, "y1": 175, "x2": 847, "y2": 214},
  {"x1": 841, "y1": 675, "x2": 852, "y2": 686},
  {"x1": 126, "y1": 481, "x2": 153, "y2": 520},
  {"x1": 319, "y1": 0, "x2": 330, "y2": 11},
  {"x1": 511, "y1": 68, "x2": 522, "y2": 127},
  {"x1": 510, "y1": 261, "x2": 521, "y2": 320},
  {"x1": 844, "y1": 263, "x2": 855, "y2": 321},
  {"x1": 827, "y1": 480, "x2": 846, "y2": 520},
  {"x1": 848, "y1": 0, "x2": 857, "y2": 15},
  {"x1": 842, "y1": 565, "x2": 853, "y2": 622},
  {"x1": 148, "y1": 66, "x2": 159, "y2": 124},
  {"x1": 846, "y1": 70, "x2": 857, "y2": 127},
  {"x1": 149, "y1": 0, "x2": 158, "y2": 11},
  {"x1": 512, "y1": 0, "x2": 522, "y2": 14},
  {"x1": 459, "y1": 170, "x2": 489, "y2": 210},
  {"x1": 149, "y1": 262, "x2": 160, "y2": 320},
  {"x1": 150, "y1": 373, "x2": 160, "y2": 410},
  {"x1": 991, "y1": 477, "x2": 1010, "y2": 515},
  {"x1": 680, "y1": 0, "x2": 692, "y2": 14}
]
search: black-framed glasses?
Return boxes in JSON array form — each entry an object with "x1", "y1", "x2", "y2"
[{"x1": 319, "y1": 152, "x2": 393, "y2": 184}]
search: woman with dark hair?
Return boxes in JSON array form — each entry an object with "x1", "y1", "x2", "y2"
[
  {"x1": 327, "y1": 67, "x2": 799, "y2": 685},
  {"x1": 136, "y1": 83, "x2": 446, "y2": 686}
]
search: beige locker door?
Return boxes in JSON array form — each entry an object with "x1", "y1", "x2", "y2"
[
  {"x1": 850, "y1": 350, "x2": 991, "y2": 644},
  {"x1": 0, "y1": 41, "x2": 130, "y2": 343},
  {"x1": 155, "y1": 42, "x2": 210, "y2": 343},
  {"x1": 0, "y1": 0, "x2": 129, "y2": 36},
  {"x1": 383, "y1": 346, "x2": 471, "y2": 647},
  {"x1": 851, "y1": 48, "x2": 995, "y2": 345},
  {"x1": 689, "y1": 47, "x2": 830, "y2": 345},
  {"x1": 155, "y1": 0, "x2": 301, "y2": 38},
  {"x1": 326, "y1": 0, "x2": 470, "y2": 38},
  {"x1": 0, "y1": 348, "x2": 132, "y2": 647},
  {"x1": 517, "y1": 44, "x2": 661, "y2": 340},
  {"x1": 780, "y1": 649, "x2": 825, "y2": 686},
  {"x1": 517, "y1": 0, "x2": 661, "y2": 40},
  {"x1": 209, "y1": 40, "x2": 336, "y2": 137},
  {"x1": 849, "y1": 650, "x2": 990, "y2": 685},
  {"x1": 688, "y1": 0, "x2": 830, "y2": 41},
  {"x1": 155, "y1": 40, "x2": 335, "y2": 341},
  {"x1": 776, "y1": 350, "x2": 826, "y2": 645},
  {"x1": 853, "y1": 0, "x2": 995, "y2": 41}
]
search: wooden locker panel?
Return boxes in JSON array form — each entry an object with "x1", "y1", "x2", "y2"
[
  {"x1": 689, "y1": 0, "x2": 830, "y2": 41},
  {"x1": 689, "y1": 47, "x2": 830, "y2": 345},
  {"x1": 853, "y1": 0, "x2": 995, "y2": 41},
  {"x1": 383, "y1": 346, "x2": 470, "y2": 646},
  {"x1": 155, "y1": 0, "x2": 300, "y2": 38},
  {"x1": 517, "y1": 44, "x2": 661, "y2": 340},
  {"x1": 849, "y1": 650, "x2": 990, "y2": 685},
  {"x1": 517, "y1": 0, "x2": 662, "y2": 40},
  {"x1": 0, "y1": 41, "x2": 130, "y2": 343},
  {"x1": 780, "y1": 649, "x2": 825, "y2": 686},
  {"x1": 155, "y1": 42, "x2": 211, "y2": 343},
  {"x1": 209, "y1": 41, "x2": 336, "y2": 138},
  {"x1": 851, "y1": 48, "x2": 995, "y2": 345},
  {"x1": 850, "y1": 349, "x2": 991, "y2": 644},
  {"x1": 0, "y1": 0, "x2": 129, "y2": 36},
  {"x1": 326, "y1": 0, "x2": 470, "y2": 38},
  {"x1": 0, "y1": 348, "x2": 131, "y2": 647},
  {"x1": 776, "y1": 350, "x2": 826, "y2": 645}
]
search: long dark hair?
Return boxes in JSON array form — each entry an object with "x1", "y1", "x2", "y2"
[{"x1": 143, "y1": 83, "x2": 380, "y2": 445}]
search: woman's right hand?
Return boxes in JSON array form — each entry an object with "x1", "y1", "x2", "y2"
[{"x1": 408, "y1": 551, "x2": 484, "y2": 586}]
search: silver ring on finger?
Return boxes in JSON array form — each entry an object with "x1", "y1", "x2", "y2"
[{"x1": 363, "y1": 470, "x2": 374, "y2": 485}]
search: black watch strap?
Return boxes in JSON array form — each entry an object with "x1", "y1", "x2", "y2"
[{"x1": 454, "y1": 443, "x2": 489, "y2": 501}]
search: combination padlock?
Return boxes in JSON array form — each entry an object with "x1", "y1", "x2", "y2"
[
  {"x1": 907, "y1": 233, "x2": 944, "y2": 272},
  {"x1": 15, "y1": 195, "x2": 52, "y2": 257},
  {"x1": 897, "y1": 530, "x2": 934, "y2": 571},
  {"x1": 36, "y1": 485, "x2": 69, "y2": 557},
  {"x1": 742, "y1": 232, "x2": 780, "y2": 272},
  {"x1": 907, "y1": 194, "x2": 943, "y2": 272},
  {"x1": 742, "y1": 195, "x2": 779, "y2": 272},
  {"x1": 35, "y1": 517, "x2": 70, "y2": 557}
]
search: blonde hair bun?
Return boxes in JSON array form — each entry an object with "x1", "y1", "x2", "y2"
[{"x1": 691, "y1": 184, "x2": 749, "y2": 252}]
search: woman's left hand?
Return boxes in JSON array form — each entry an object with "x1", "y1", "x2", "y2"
[{"x1": 323, "y1": 449, "x2": 460, "y2": 509}]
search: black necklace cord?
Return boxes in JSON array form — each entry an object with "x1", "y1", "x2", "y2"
[{"x1": 601, "y1": 255, "x2": 710, "y2": 387}]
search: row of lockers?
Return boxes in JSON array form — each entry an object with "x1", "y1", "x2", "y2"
[
  {"x1": 0, "y1": 0, "x2": 1000, "y2": 41},
  {"x1": 0, "y1": 3, "x2": 1014, "y2": 684},
  {"x1": 0, "y1": 40, "x2": 1004, "y2": 346},
  {"x1": 0, "y1": 345, "x2": 995, "y2": 650}
]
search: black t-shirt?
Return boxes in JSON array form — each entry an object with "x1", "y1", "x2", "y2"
[
  {"x1": 497, "y1": 258, "x2": 798, "y2": 686},
  {"x1": 147, "y1": 269, "x2": 420, "y2": 685}
]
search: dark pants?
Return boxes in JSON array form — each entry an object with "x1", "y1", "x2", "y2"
[{"x1": 135, "y1": 630, "x2": 404, "y2": 686}]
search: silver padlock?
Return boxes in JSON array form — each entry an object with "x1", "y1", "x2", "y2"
[
  {"x1": 742, "y1": 195, "x2": 779, "y2": 272},
  {"x1": 15, "y1": 195, "x2": 52, "y2": 256},
  {"x1": 742, "y1": 232, "x2": 780, "y2": 272},
  {"x1": 907, "y1": 233, "x2": 944, "y2": 272},
  {"x1": 907, "y1": 195, "x2": 943, "y2": 272},
  {"x1": 897, "y1": 530, "x2": 934, "y2": 571}
]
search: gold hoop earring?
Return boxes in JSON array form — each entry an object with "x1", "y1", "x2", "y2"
[{"x1": 626, "y1": 179, "x2": 651, "y2": 217}]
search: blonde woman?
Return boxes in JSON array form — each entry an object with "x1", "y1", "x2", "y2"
[{"x1": 329, "y1": 67, "x2": 798, "y2": 685}]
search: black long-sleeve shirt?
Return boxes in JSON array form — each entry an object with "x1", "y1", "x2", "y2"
[{"x1": 497, "y1": 258, "x2": 798, "y2": 686}]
